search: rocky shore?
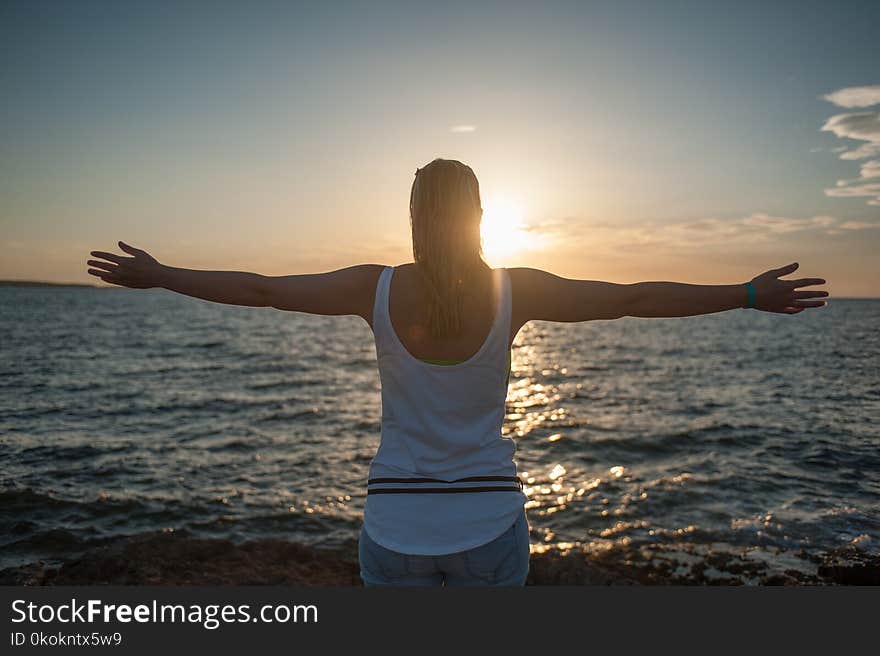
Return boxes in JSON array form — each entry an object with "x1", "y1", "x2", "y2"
[{"x1": 2, "y1": 530, "x2": 878, "y2": 586}]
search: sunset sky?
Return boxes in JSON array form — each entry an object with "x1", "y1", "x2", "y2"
[{"x1": 2, "y1": 1, "x2": 879, "y2": 295}]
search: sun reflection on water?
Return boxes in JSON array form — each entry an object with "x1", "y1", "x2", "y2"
[{"x1": 508, "y1": 322, "x2": 654, "y2": 559}]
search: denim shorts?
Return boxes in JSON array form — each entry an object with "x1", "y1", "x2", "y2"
[{"x1": 358, "y1": 508, "x2": 530, "y2": 586}]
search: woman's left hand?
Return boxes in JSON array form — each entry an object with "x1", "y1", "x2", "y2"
[{"x1": 86, "y1": 241, "x2": 164, "y2": 289}]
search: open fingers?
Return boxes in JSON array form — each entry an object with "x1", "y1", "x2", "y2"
[
  {"x1": 87, "y1": 259, "x2": 118, "y2": 273},
  {"x1": 771, "y1": 262, "x2": 799, "y2": 277},
  {"x1": 88, "y1": 269, "x2": 119, "y2": 282},
  {"x1": 87, "y1": 268, "x2": 120, "y2": 280},
  {"x1": 793, "y1": 290, "x2": 829, "y2": 300},
  {"x1": 786, "y1": 277, "x2": 825, "y2": 289},
  {"x1": 87, "y1": 269, "x2": 125, "y2": 285},
  {"x1": 90, "y1": 251, "x2": 130, "y2": 265},
  {"x1": 118, "y1": 241, "x2": 146, "y2": 257}
]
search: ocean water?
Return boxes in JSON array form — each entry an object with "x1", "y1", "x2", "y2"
[{"x1": 1, "y1": 286, "x2": 878, "y2": 581}]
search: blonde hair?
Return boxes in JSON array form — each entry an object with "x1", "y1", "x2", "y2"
[{"x1": 409, "y1": 158, "x2": 486, "y2": 339}]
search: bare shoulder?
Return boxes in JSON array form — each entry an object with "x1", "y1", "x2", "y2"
[
  {"x1": 507, "y1": 267, "x2": 565, "y2": 305},
  {"x1": 346, "y1": 263, "x2": 387, "y2": 285},
  {"x1": 337, "y1": 264, "x2": 386, "y2": 322},
  {"x1": 507, "y1": 267, "x2": 558, "y2": 331},
  {"x1": 507, "y1": 267, "x2": 558, "y2": 290},
  {"x1": 310, "y1": 263, "x2": 386, "y2": 294}
]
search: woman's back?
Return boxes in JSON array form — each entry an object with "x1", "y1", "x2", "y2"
[{"x1": 382, "y1": 262, "x2": 507, "y2": 361}]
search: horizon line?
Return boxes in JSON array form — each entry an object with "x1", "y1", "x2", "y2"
[{"x1": 1, "y1": 279, "x2": 878, "y2": 300}]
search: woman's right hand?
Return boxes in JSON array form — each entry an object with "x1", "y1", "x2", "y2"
[
  {"x1": 87, "y1": 241, "x2": 164, "y2": 289},
  {"x1": 749, "y1": 262, "x2": 827, "y2": 314}
]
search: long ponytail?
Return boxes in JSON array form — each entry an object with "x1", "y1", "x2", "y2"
[{"x1": 409, "y1": 159, "x2": 486, "y2": 339}]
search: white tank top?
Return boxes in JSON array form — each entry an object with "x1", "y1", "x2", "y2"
[{"x1": 363, "y1": 265, "x2": 527, "y2": 555}]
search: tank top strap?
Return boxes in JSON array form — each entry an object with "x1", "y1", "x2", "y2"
[
  {"x1": 484, "y1": 267, "x2": 512, "y2": 355},
  {"x1": 371, "y1": 266, "x2": 394, "y2": 348}
]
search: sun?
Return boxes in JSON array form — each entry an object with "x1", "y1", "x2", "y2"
[{"x1": 480, "y1": 198, "x2": 531, "y2": 265}]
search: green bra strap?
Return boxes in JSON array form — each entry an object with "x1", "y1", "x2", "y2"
[
  {"x1": 419, "y1": 358, "x2": 463, "y2": 365},
  {"x1": 419, "y1": 350, "x2": 512, "y2": 376}
]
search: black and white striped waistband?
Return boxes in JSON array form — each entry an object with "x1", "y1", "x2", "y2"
[{"x1": 366, "y1": 475, "x2": 523, "y2": 495}]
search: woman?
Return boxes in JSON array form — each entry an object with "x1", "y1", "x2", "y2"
[{"x1": 86, "y1": 158, "x2": 828, "y2": 586}]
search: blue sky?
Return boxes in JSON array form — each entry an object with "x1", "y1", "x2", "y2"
[{"x1": 2, "y1": 1, "x2": 879, "y2": 294}]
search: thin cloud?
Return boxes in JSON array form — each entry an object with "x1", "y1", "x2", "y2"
[
  {"x1": 840, "y1": 220, "x2": 880, "y2": 229},
  {"x1": 449, "y1": 125, "x2": 477, "y2": 133},
  {"x1": 822, "y1": 85, "x2": 880, "y2": 108},
  {"x1": 524, "y1": 213, "x2": 879, "y2": 252},
  {"x1": 839, "y1": 143, "x2": 880, "y2": 160},
  {"x1": 738, "y1": 213, "x2": 837, "y2": 233},
  {"x1": 859, "y1": 160, "x2": 880, "y2": 178},
  {"x1": 825, "y1": 181, "x2": 880, "y2": 206},
  {"x1": 821, "y1": 111, "x2": 880, "y2": 146}
]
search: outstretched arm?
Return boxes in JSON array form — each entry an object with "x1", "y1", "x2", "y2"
[
  {"x1": 87, "y1": 242, "x2": 382, "y2": 321},
  {"x1": 509, "y1": 263, "x2": 827, "y2": 327}
]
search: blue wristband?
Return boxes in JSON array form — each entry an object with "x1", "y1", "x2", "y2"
[{"x1": 744, "y1": 281, "x2": 756, "y2": 309}]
